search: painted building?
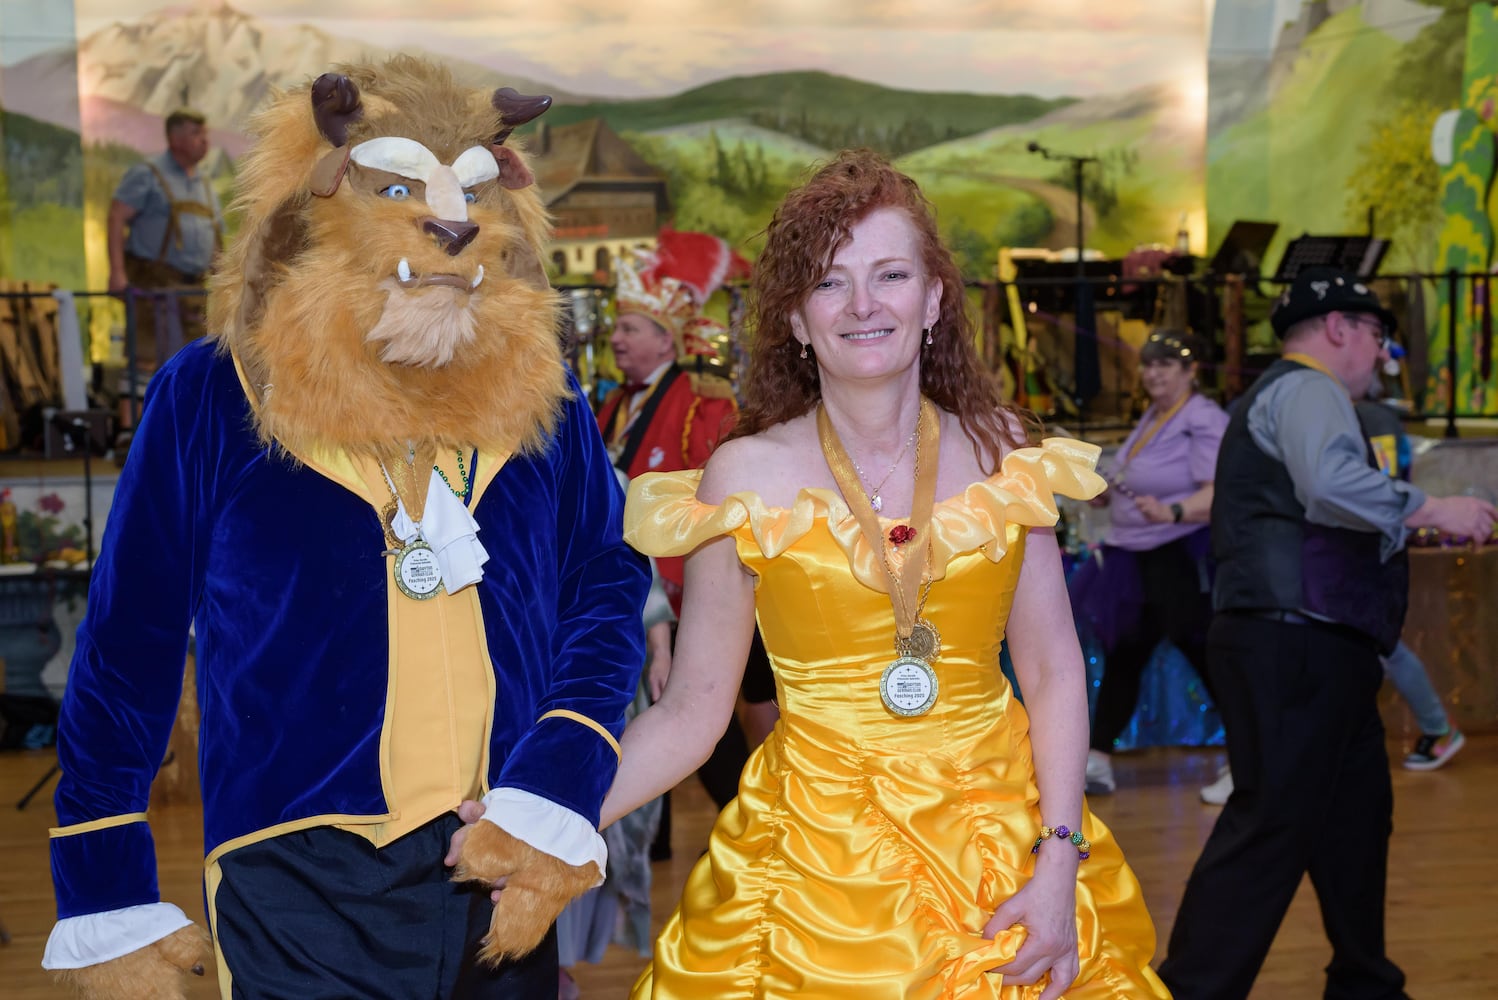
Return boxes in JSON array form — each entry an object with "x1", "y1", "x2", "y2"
[{"x1": 527, "y1": 119, "x2": 670, "y2": 281}]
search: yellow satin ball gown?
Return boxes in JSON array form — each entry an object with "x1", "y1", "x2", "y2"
[{"x1": 623, "y1": 439, "x2": 1169, "y2": 999}]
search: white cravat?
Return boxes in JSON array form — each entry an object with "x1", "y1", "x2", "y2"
[{"x1": 388, "y1": 468, "x2": 488, "y2": 593}]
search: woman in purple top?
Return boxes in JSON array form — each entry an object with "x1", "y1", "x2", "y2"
[{"x1": 1070, "y1": 330, "x2": 1228, "y2": 795}]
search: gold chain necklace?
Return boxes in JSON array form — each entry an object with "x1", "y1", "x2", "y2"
[{"x1": 378, "y1": 449, "x2": 472, "y2": 547}]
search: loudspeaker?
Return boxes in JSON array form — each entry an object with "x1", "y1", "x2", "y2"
[{"x1": 43, "y1": 409, "x2": 111, "y2": 459}]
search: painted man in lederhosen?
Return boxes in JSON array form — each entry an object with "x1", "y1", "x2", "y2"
[{"x1": 107, "y1": 108, "x2": 223, "y2": 444}]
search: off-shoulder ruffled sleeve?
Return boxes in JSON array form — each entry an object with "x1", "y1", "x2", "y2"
[{"x1": 624, "y1": 437, "x2": 1103, "y2": 591}]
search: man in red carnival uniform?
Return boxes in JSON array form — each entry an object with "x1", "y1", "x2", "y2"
[
  {"x1": 596, "y1": 231, "x2": 777, "y2": 852},
  {"x1": 596, "y1": 228, "x2": 744, "y2": 613}
]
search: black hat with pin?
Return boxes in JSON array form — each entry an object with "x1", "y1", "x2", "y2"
[{"x1": 1270, "y1": 267, "x2": 1397, "y2": 338}]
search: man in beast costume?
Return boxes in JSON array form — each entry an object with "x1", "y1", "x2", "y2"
[{"x1": 42, "y1": 56, "x2": 649, "y2": 999}]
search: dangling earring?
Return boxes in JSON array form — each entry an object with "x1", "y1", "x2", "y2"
[
  {"x1": 799, "y1": 342, "x2": 808, "y2": 360},
  {"x1": 924, "y1": 327, "x2": 934, "y2": 346}
]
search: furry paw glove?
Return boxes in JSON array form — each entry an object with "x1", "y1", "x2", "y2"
[
  {"x1": 453, "y1": 819, "x2": 602, "y2": 965},
  {"x1": 54, "y1": 923, "x2": 210, "y2": 1000}
]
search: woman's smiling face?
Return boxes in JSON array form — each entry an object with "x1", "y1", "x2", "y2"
[{"x1": 791, "y1": 206, "x2": 942, "y2": 384}]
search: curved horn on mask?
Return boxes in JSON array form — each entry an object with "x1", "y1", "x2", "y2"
[
  {"x1": 311, "y1": 73, "x2": 363, "y2": 148},
  {"x1": 492, "y1": 87, "x2": 552, "y2": 145},
  {"x1": 309, "y1": 74, "x2": 364, "y2": 197}
]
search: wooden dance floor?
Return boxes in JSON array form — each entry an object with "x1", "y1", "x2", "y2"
[{"x1": 2, "y1": 739, "x2": 1493, "y2": 998}]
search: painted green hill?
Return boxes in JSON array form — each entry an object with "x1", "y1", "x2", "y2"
[
  {"x1": 529, "y1": 71, "x2": 1075, "y2": 159},
  {"x1": 900, "y1": 83, "x2": 1202, "y2": 261},
  {"x1": 1, "y1": 106, "x2": 85, "y2": 207},
  {"x1": 1207, "y1": 4, "x2": 1403, "y2": 271},
  {"x1": 0, "y1": 105, "x2": 89, "y2": 286}
]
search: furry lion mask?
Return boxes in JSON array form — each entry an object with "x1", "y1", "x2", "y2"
[{"x1": 208, "y1": 56, "x2": 568, "y2": 460}]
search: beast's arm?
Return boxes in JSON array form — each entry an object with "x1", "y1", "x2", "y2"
[
  {"x1": 455, "y1": 373, "x2": 650, "y2": 963},
  {"x1": 44, "y1": 346, "x2": 214, "y2": 993}
]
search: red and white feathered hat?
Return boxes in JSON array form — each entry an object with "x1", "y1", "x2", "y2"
[{"x1": 615, "y1": 227, "x2": 750, "y2": 358}]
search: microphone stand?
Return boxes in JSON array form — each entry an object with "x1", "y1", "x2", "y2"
[{"x1": 1027, "y1": 141, "x2": 1099, "y2": 436}]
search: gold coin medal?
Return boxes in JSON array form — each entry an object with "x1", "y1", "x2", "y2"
[
  {"x1": 380, "y1": 500, "x2": 401, "y2": 547},
  {"x1": 817, "y1": 398, "x2": 942, "y2": 718},
  {"x1": 897, "y1": 616, "x2": 942, "y2": 662}
]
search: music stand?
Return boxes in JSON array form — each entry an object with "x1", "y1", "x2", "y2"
[
  {"x1": 1273, "y1": 234, "x2": 1391, "y2": 281},
  {"x1": 1209, "y1": 220, "x2": 1279, "y2": 278}
]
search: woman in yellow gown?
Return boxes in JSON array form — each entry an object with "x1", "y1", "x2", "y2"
[{"x1": 602, "y1": 151, "x2": 1170, "y2": 999}]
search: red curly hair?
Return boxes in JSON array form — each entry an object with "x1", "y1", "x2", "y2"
[{"x1": 732, "y1": 149, "x2": 1034, "y2": 470}]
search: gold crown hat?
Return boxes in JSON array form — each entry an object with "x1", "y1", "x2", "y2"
[
  {"x1": 679, "y1": 315, "x2": 728, "y2": 359},
  {"x1": 614, "y1": 252, "x2": 701, "y2": 352},
  {"x1": 615, "y1": 226, "x2": 751, "y2": 359}
]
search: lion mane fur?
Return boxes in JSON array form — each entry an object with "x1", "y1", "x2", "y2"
[{"x1": 207, "y1": 56, "x2": 568, "y2": 461}]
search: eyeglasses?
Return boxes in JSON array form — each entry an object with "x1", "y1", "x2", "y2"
[{"x1": 1341, "y1": 313, "x2": 1391, "y2": 352}]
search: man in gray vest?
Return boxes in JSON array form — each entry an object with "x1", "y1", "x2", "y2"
[
  {"x1": 1159, "y1": 267, "x2": 1495, "y2": 1000},
  {"x1": 107, "y1": 108, "x2": 223, "y2": 444}
]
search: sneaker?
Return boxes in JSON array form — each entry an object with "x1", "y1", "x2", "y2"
[
  {"x1": 1200, "y1": 764, "x2": 1233, "y2": 805},
  {"x1": 1085, "y1": 750, "x2": 1116, "y2": 795},
  {"x1": 1404, "y1": 729, "x2": 1465, "y2": 771}
]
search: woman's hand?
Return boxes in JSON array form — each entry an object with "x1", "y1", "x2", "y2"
[
  {"x1": 984, "y1": 856, "x2": 1080, "y2": 1000},
  {"x1": 444, "y1": 799, "x2": 507, "y2": 902},
  {"x1": 1133, "y1": 494, "x2": 1174, "y2": 524}
]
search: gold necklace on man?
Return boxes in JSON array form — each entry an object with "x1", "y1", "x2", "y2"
[{"x1": 817, "y1": 398, "x2": 942, "y2": 717}]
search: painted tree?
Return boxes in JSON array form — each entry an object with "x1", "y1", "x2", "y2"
[{"x1": 1345, "y1": 101, "x2": 1445, "y2": 271}]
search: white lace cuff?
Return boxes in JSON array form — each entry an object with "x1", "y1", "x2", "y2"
[
  {"x1": 479, "y1": 787, "x2": 607, "y2": 885},
  {"x1": 42, "y1": 902, "x2": 194, "y2": 970}
]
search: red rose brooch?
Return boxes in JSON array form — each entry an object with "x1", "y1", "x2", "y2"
[{"x1": 888, "y1": 525, "x2": 917, "y2": 546}]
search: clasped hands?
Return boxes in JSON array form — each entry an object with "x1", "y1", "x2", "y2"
[
  {"x1": 444, "y1": 799, "x2": 601, "y2": 965},
  {"x1": 1132, "y1": 494, "x2": 1176, "y2": 524}
]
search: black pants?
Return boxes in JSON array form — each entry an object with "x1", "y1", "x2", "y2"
[
  {"x1": 215, "y1": 814, "x2": 558, "y2": 999},
  {"x1": 1090, "y1": 539, "x2": 1214, "y2": 752},
  {"x1": 1159, "y1": 614, "x2": 1408, "y2": 1000}
]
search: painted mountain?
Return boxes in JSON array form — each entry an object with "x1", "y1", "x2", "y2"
[
  {"x1": 4, "y1": 1, "x2": 578, "y2": 157},
  {"x1": 2, "y1": 0, "x2": 1204, "y2": 290}
]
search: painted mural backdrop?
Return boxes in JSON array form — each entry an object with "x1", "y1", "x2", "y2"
[
  {"x1": 1207, "y1": 0, "x2": 1492, "y2": 405},
  {"x1": 1429, "y1": 3, "x2": 1498, "y2": 414},
  {"x1": 0, "y1": 0, "x2": 1208, "y2": 299}
]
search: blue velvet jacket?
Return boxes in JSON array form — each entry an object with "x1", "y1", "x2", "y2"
[{"x1": 50, "y1": 340, "x2": 649, "y2": 920}]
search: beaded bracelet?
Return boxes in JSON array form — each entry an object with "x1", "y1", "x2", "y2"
[{"x1": 1031, "y1": 824, "x2": 1091, "y2": 861}]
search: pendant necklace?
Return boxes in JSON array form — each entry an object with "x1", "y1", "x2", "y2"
[
  {"x1": 377, "y1": 448, "x2": 474, "y2": 602},
  {"x1": 848, "y1": 420, "x2": 919, "y2": 513},
  {"x1": 818, "y1": 397, "x2": 942, "y2": 717},
  {"x1": 379, "y1": 458, "x2": 442, "y2": 601}
]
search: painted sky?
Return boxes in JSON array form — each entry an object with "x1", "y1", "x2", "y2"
[
  {"x1": 65, "y1": 0, "x2": 1209, "y2": 99},
  {"x1": 0, "y1": 0, "x2": 75, "y2": 64}
]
